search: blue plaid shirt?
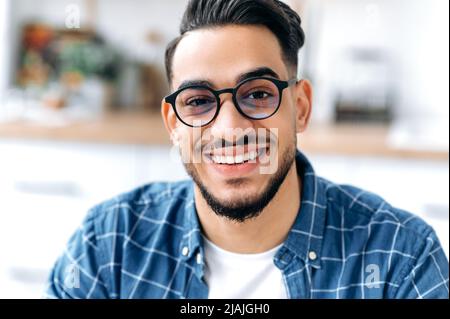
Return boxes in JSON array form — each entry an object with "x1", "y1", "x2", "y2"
[{"x1": 45, "y1": 151, "x2": 449, "y2": 299}]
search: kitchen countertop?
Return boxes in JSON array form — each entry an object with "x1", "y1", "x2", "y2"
[{"x1": 0, "y1": 111, "x2": 448, "y2": 160}]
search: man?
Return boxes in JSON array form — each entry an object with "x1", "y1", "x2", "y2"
[{"x1": 46, "y1": 0, "x2": 448, "y2": 299}]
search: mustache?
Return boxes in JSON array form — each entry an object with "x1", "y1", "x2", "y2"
[{"x1": 194, "y1": 130, "x2": 276, "y2": 154}]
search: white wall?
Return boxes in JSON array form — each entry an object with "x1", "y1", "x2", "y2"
[{"x1": 305, "y1": 0, "x2": 449, "y2": 128}]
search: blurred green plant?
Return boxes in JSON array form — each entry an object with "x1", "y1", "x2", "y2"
[{"x1": 58, "y1": 41, "x2": 120, "y2": 82}]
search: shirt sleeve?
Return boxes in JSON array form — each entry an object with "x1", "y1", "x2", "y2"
[
  {"x1": 393, "y1": 230, "x2": 449, "y2": 299},
  {"x1": 44, "y1": 209, "x2": 110, "y2": 299}
]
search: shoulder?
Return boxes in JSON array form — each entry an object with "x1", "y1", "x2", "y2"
[
  {"x1": 85, "y1": 180, "x2": 194, "y2": 237},
  {"x1": 318, "y1": 176, "x2": 438, "y2": 272},
  {"x1": 319, "y1": 176, "x2": 434, "y2": 239},
  {"x1": 46, "y1": 180, "x2": 194, "y2": 299},
  {"x1": 316, "y1": 176, "x2": 448, "y2": 298}
]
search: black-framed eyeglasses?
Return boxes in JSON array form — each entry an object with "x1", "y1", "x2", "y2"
[{"x1": 164, "y1": 77, "x2": 298, "y2": 127}]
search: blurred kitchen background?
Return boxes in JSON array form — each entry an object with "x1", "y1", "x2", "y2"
[{"x1": 0, "y1": 0, "x2": 448, "y2": 298}]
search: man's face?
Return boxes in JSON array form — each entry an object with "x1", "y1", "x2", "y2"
[{"x1": 164, "y1": 25, "x2": 308, "y2": 222}]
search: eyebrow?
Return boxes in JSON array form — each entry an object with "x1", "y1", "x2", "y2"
[
  {"x1": 236, "y1": 67, "x2": 280, "y2": 83},
  {"x1": 176, "y1": 66, "x2": 281, "y2": 91}
]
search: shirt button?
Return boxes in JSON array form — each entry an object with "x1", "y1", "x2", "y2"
[
  {"x1": 182, "y1": 246, "x2": 189, "y2": 256},
  {"x1": 196, "y1": 253, "x2": 202, "y2": 264},
  {"x1": 308, "y1": 251, "x2": 317, "y2": 261}
]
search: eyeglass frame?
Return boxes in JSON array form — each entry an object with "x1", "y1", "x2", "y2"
[{"x1": 164, "y1": 76, "x2": 298, "y2": 128}]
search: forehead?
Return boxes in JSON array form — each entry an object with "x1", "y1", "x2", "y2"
[{"x1": 171, "y1": 25, "x2": 288, "y2": 89}]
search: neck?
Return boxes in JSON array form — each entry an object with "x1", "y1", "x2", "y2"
[{"x1": 195, "y1": 163, "x2": 301, "y2": 254}]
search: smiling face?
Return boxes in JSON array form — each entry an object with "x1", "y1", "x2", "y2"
[{"x1": 162, "y1": 25, "x2": 312, "y2": 222}]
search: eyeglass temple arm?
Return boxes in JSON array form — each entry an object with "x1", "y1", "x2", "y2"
[{"x1": 288, "y1": 78, "x2": 299, "y2": 86}]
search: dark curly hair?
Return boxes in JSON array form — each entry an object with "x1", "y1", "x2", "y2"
[{"x1": 165, "y1": 0, "x2": 305, "y2": 84}]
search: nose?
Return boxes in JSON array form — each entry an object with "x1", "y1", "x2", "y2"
[{"x1": 210, "y1": 93, "x2": 254, "y2": 136}]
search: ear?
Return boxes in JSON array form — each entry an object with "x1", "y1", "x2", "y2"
[
  {"x1": 293, "y1": 79, "x2": 313, "y2": 133},
  {"x1": 161, "y1": 100, "x2": 179, "y2": 143}
]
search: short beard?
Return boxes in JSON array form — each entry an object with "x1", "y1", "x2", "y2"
[{"x1": 184, "y1": 144, "x2": 297, "y2": 223}]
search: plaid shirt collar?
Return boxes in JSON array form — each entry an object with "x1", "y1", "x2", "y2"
[{"x1": 179, "y1": 150, "x2": 327, "y2": 270}]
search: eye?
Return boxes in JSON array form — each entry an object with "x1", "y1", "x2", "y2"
[
  {"x1": 246, "y1": 90, "x2": 272, "y2": 100},
  {"x1": 186, "y1": 97, "x2": 215, "y2": 107}
]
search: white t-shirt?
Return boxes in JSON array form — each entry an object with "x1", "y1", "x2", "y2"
[{"x1": 202, "y1": 236, "x2": 288, "y2": 299}]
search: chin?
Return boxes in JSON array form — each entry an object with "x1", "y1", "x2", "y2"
[
  {"x1": 218, "y1": 175, "x2": 266, "y2": 191},
  {"x1": 218, "y1": 180, "x2": 266, "y2": 201}
]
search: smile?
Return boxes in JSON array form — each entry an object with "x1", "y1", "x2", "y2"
[{"x1": 205, "y1": 146, "x2": 268, "y2": 165}]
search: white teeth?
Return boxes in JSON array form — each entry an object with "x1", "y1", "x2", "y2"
[
  {"x1": 234, "y1": 154, "x2": 244, "y2": 164},
  {"x1": 210, "y1": 149, "x2": 266, "y2": 164}
]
